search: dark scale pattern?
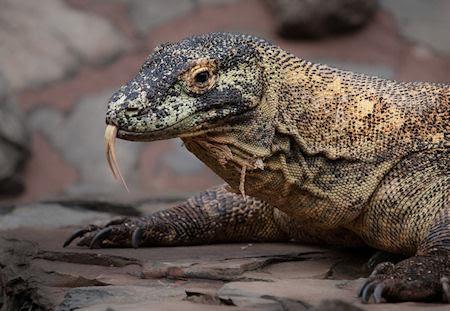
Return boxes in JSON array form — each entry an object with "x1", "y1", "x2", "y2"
[{"x1": 67, "y1": 33, "x2": 449, "y2": 303}]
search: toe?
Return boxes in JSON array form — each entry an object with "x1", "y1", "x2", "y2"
[
  {"x1": 89, "y1": 227, "x2": 113, "y2": 249},
  {"x1": 361, "y1": 281, "x2": 378, "y2": 303},
  {"x1": 373, "y1": 283, "x2": 385, "y2": 303},
  {"x1": 132, "y1": 227, "x2": 144, "y2": 249},
  {"x1": 357, "y1": 279, "x2": 371, "y2": 297},
  {"x1": 63, "y1": 225, "x2": 98, "y2": 247}
]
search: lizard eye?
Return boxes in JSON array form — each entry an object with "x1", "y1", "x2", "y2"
[
  {"x1": 194, "y1": 70, "x2": 210, "y2": 84},
  {"x1": 182, "y1": 59, "x2": 217, "y2": 94}
]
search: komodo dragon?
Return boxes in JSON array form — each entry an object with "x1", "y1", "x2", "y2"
[{"x1": 64, "y1": 33, "x2": 449, "y2": 303}]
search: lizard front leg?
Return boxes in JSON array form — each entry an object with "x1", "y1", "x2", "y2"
[
  {"x1": 63, "y1": 184, "x2": 288, "y2": 248},
  {"x1": 358, "y1": 150, "x2": 449, "y2": 303}
]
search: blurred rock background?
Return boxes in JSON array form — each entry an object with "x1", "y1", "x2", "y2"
[{"x1": 0, "y1": 0, "x2": 449, "y2": 203}]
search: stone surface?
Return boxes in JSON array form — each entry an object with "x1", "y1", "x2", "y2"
[
  {"x1": 0, "y1": 224, "x2": 334, "y2": 310},
  {"x1": 381, "y1": 0, "x2": 450, "y2": 55},
  {"x1": 57, "y1": 285, "x2": 185, "y2": 310},
  {"x1": 264, "y1": 0, "x2": 379, "y2": 39},
  {"x1": 79, "y1": 301, "x2": 235, "y2": 311},
  {"x1": 0, "y1": 0, "x2": 128, "y2": 90},
  {"x1": 141, "y1": 247, "x2": 335, "y2": 281},
  {"x1": 0, "y1": 75, "x2": 29, "y2": 197}
]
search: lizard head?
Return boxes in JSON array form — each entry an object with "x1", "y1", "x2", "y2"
[{"x1": 106, "y1": 33, "x2": 266, "y2": 141}]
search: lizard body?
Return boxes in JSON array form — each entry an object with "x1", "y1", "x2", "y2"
[{"x1": 65, "y1": 33, "x2": 449, "y2": 303}]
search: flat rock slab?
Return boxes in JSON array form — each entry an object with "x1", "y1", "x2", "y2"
[{"x1": 0, "y1": 225, "x2": 447, "y2": 310}]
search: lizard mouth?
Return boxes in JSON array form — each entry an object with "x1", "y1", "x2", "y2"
[{"x1": 116, "y1": 128, "x2": 173, "y2": 141}]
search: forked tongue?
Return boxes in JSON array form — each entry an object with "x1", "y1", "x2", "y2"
[{"x1": 105, "y1": 125, "x2": 130, "y2": 192}]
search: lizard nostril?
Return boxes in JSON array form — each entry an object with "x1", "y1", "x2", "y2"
[
  {"x1": 125, "y1": 107, "x2": 142, "y2": 116},
  {"x1": 124, "y1": 106, "x2": 141, "y2": 117}
]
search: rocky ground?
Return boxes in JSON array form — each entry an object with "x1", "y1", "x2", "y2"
[
  {"x1": 2, "y1": 200, "x2": 449, "y2": 310},
  {"x1": 0, "y1": 0, "x2": 449, "y2": 310}
]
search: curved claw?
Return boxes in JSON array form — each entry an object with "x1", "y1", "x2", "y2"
[
  {"x1": 362, "y1": 281, "x2": 377, "y2": 304},
  {"x1": 373, "y1": 283, "x2": 385, "y2": 303},
  {"x1": 63, "y1": 228, "x2": 91, "y2": 248},
  {"x1": 357, "y1": 279, "x2": 371, "y2": 297},
  {"x1": 132, "y1": 227, "x2": 144, "y2": 249},
  {"x1": 89, "y1": 227, "x2": 113, "y2": 249}
]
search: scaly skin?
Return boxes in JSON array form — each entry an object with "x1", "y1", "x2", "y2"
[{"x1": 64, "y1": 33, "x2": 449, "y2": 303}]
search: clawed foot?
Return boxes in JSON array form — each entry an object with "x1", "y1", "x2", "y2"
[
  {"x1": 63, "y1": 217, "x2": 147, "y2": 249},
  {"x1": 358, "y1": 255, "x2": 449, "y2": 303}
]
